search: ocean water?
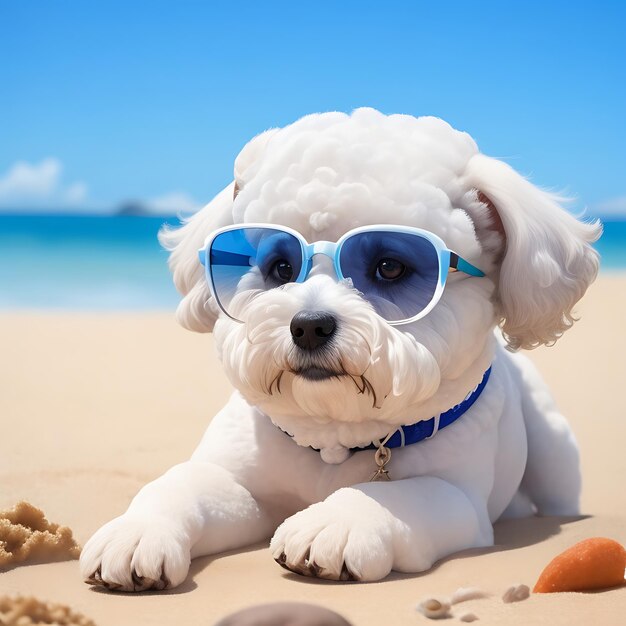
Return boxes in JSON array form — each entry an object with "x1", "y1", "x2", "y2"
[
  {"x1": 0, "y1": 215, "x2": 624, "y2": 310},
  {"x1": 0, "y1": 215, "x2": 180, "y2": 310}
]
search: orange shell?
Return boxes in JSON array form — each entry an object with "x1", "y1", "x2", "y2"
[{"x1": 534, "y1": 537, "x2": 626, "y2": 593}]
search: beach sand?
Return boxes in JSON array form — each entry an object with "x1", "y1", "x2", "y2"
[{"x1": 1, "y1": 275, "x2": 625, "y2": 625}]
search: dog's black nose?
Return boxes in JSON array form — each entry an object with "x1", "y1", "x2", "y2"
[{"x1": 290, "y1": 311, "x2": 337, "y2": 351}]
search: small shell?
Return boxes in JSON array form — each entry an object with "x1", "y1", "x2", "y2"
[
  {"x1": 451, "y1": 587, "x2": 489, "y2": 604},
  {"x1": 416, "y1": 597, "x2": 452, "y2": 619},
  {"x1": 459, "y1": 613, "x2": 479, "y2": 622},
  {"x1": 502, "y1": 584, "x2": 530, "y2": 603}
]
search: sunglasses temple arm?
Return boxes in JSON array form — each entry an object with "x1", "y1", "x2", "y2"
[{"x1": 449, "y1": 252, "x2": 485, "y2": 277}]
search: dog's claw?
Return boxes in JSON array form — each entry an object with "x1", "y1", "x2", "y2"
[
  {"x1": 159, "y1": 569, "x2": 171, "y2": 590},
  {"x1": 275, "y1": 551, "x2": 291, "y2": 571},
  {"x1": 102, "y1": 580, "x2": 122, "y2": 591},
  {"x1": 84, "y1": 566, "x2": 100, "y2": 586},
  {"x1": 275, "y1": 548, "x2": 355, "y2": 581},
  {"x1": 340, "y1": 562, "x2": 357, "y2": 582},
  {"x1": 306, "y1": 559, "x2": 323, "y2": 577},
  {"x1": 85, "y1": 566, "x2": 124, "y2": 591},
  {"x1": 132, "y1": 568, "x2": 149, "y2": 591}
]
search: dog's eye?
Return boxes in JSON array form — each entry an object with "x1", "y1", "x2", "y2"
[
  {"x1": 375, "y1": 258, "x2": 406, "y2": 280},
  {"x1": 271, "y1": 260, "x2": 294, "y2": 282}
]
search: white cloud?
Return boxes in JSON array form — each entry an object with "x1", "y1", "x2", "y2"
[
  {"x1": 0, "y1": 158, "x2": 90, "y2": 211},
  {"x1": 591, "y1": 196, "x2": 626, "y2": 219},
  {"x1": 0, "y1": 158, "x2": 202, "y2": 216},
  {"x1": 64, "y1": 181, "x2": 89, "y2": 205},
  {"x1": 141, "y1": 191, "x2": 201, "y2": 216}
]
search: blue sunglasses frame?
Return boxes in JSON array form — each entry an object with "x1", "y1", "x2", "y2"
[{"x1": 198, "y1": 223, "x2": 484, "y2": 326}]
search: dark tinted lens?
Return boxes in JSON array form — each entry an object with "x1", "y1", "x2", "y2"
[
  {"x1": 209, "y1": 228, "x2": 303, "y2": 319},
  {"x1": 339, "y1": 231, "x2": 440, "y2": 321}
]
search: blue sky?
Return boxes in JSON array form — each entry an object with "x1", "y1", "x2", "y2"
[{"x1": 1, "y1": 0, "x2": 625, "y2": 217}]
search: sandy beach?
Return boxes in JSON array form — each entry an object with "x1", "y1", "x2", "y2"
[{"x1": 1, "y1": 274, "x2": 625, "y2": 625}]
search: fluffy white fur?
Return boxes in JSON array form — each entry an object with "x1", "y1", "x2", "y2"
[{"x1": 80, "y1": 108, "x2": 600, "y2": 591}]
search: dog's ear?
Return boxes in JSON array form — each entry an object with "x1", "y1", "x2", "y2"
[
  {"x1": 158, "y1": 183, "x2": 235, "y2": 332},
  {"x1": 158, "y1": 129, "x2": 278, "y2": 332},
  {"x1": 463, "y1": 153, "x2": 602, "y2": 351}
]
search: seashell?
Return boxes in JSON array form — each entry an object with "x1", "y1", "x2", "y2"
[
  {"x1": 451, "y1": 587, "x2": 489, "y2": 604},
  {"x1": 502, "y1": 583, "x2": 530, "y2": 603},
  {"x1": 459, "y1": 613, "x2": 479, "y2": 622},
  {"x1": 416, "y1": 597, "x2": 452, "y2": 619},
  {"x1": 533, "y1": 537, "x2": 626, "y2": 593}
]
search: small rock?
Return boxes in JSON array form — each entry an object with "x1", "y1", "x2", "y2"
[
  {"x1": 502, "y1": 584, "x2": 530, "y2": 603},
  {"x1": 213, "y1": 602, "x2": 352, "y2": 626}
]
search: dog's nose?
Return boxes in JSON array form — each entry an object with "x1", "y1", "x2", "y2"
[{"x1": 290, "y1": 311, "x2": 337, "y2": 351}]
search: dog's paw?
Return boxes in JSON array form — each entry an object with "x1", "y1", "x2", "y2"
[
  {"x1": 79, "y1": 514, "x2": 191, "y2": 592},
  {"x1": 270, "y1": 488, "x2": 395, "y2": 582}
]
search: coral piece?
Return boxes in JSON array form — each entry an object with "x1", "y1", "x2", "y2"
[
  {"x1": 0, "y1": 595, "x2": 96, "y2": 626},
  {"x1": 533, "y1": 537, "x2": 626, "y2": 593},
  {"x1": 0, "y1": 502, "x2": 80, "y2": 570},
  {"x1": 502, "y1": 584, "x2": 530, "y2": 603}
]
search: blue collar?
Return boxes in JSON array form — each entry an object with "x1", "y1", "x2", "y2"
[
  {"x1": 352, "y1": 366, "x2": 492, "y2": 451},
  {"x1": 277, "y1": 366, "x2": 492, "y2": 453}
]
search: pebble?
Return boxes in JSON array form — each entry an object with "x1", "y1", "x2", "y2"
[{"x1": 502, "y1": 583, "x2": 530, "y2": 603}]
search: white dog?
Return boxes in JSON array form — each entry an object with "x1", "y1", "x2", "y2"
[{"x1": 80, "y1": 108, "x2": 600, "y2": 591}]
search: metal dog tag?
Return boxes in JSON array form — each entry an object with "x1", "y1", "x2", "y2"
[{"x1": 370, "y1": 445, "x2": 392, "y2": 481}]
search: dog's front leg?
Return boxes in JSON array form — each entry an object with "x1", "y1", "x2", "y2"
[
  {"x1": 80, "y1": 461, "x2": 276, "y2": 591},
  {"x1": 270, "y1": 477, "x2": 492, "y2": 581}
]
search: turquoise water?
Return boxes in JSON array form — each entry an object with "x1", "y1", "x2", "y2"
[
  {"x1": 0, "y1": 215, "x2": 624, "y2": 310},
  {"x1": 0, "y1": 215, "x2": 180, "y2": 310}
]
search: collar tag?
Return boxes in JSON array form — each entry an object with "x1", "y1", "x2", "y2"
[{"x1": 370, "y1": 444, "x2": 392, "y2": 481}]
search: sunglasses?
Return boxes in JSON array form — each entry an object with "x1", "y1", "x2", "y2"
[{"x1": 198, "y1": 224, "x2": 484, "y2": 326}]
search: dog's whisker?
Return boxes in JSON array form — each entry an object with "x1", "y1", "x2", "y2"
[
  {"x1": 339, "y1": 361, "x2": 380, "y2": 409},
  {"x1": 274, "y1": 370, "x2": 284, "y2": 394},
  {"x1": 346, "y1": 372, "x2": 367, "y2": 395},
  {"x1": 360, "y1": 374, "x2": 380, "y2": 409},
  {"x1": 265, "y1": 369, "x2": 284, "y2": 396}
]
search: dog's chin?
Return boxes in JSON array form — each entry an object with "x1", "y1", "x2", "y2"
[{"x1": 292, "y1": 367, "x2": 345, "y2": 382}]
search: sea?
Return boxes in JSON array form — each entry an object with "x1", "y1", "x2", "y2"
[{"x1": 0, "y1": 215, "x2": 624, "y2": 311}]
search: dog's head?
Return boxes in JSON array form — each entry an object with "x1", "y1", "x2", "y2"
[{"x1": 160, "y1": 108, "x2": 600, "y2": 450}]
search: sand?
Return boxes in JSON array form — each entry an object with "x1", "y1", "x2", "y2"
[{"x1": 1, "y1": 275, "x2": 625, "y2": 625}]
